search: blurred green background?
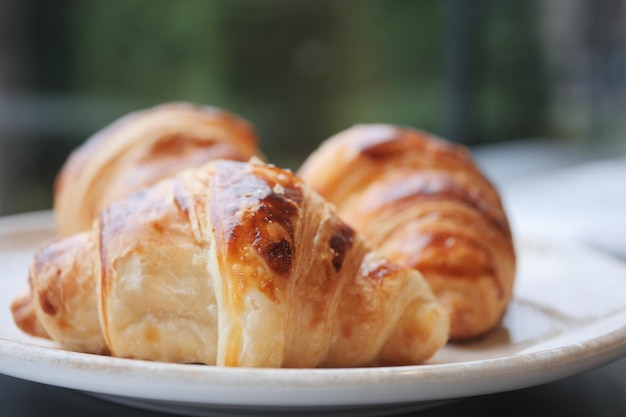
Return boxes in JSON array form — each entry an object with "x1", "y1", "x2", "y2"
[{"x1": 0, "y1": 0, "x2": 625, "y2": 215}]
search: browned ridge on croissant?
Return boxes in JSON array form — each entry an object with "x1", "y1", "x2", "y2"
[{"x1": 297, "y1": 124, "x2": 516, "y2": 341}]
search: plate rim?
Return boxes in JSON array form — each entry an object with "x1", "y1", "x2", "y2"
[
  {"x1": 2, "y1": 325, "x2": 626, "y2": 406},
  {"x1": 1, "y1": 211, "x2": 626, "y2": 408}
]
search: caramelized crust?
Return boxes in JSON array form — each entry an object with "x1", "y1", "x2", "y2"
[
  {"x1": 13, "y1": 160, "x2": 449, "y2": 368},
  {"x1": 54, "y1": 102, "x2": 262, "y2": 236},
  {"x1": 298, "y1": 124, "x2": 516, "y2": 340}
]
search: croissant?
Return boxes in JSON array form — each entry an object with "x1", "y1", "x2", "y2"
[
  {"x1": 297, "y1": 124, "x2": 516, "y2": 341},
  {"x1": 11, "y1": 159, "x2": 449, "y2": 367},
  {"x1": 54, "y1": 102, "x2": 262, "y2": 237}
]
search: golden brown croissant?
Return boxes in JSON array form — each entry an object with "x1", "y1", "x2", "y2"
[
  {"x1": 297, "y1": 124, "x2": 516, "y2": 341},
  {"x1": 54, "y1": 102, "x2": 262, "y2": 237},
  {"x1": 12, "y1": 159, "x2": 449, "y2": 367}
]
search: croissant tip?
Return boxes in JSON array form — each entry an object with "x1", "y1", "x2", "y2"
[{"x1": 10, "y1": 290, "x2": 50, "y2": 339}]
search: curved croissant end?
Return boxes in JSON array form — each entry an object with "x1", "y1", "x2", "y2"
[
  {"x1": 297, "y1": 124, "x2": 516, "y2": 341},
  {"x1": 14, "y1": 159, "x2": 449, "y2": 368},
  {"x1": 12, "y1": 231, "x2": 107, "y2": 353},
  {"x1": 54, "y1": 102, "x2": 263, "y2": 237}
]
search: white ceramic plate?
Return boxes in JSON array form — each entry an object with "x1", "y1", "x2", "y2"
[{"x1": 1, "y1": 211, "x2": 626, "y2": 417}]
